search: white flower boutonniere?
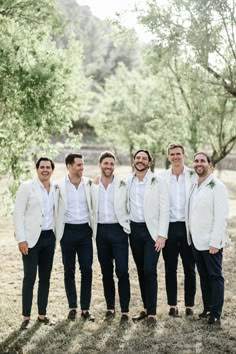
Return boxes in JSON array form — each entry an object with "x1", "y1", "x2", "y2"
[
  {"x1": 207, "y1": 179, "x2": 216, "y2": 189},
  {"x1": 119, "y1": 180, "x2": 126, "y2": 187},
  {"x1": 151, "y1": 176, "x2": 157, "y2": 185}
]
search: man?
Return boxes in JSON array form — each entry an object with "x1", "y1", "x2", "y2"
[
  {"x1": 186, "y1": 152, "x2": 229, "y2": 325},
  {"x1": 127, "y1": 149, "x2": 169, "y2": 326},
  {"x1": 91, "y1": 151, "x2": 130, "y2": 322},
  {"x1": 13, "y1": 157, "x2": 56, "y2": 330},
  {"x1": 55, "y1": 153, "x2": 94, "y2": 321},
  {"x1": 160, "y1": 143, "x2": 196, "y2": 317}
]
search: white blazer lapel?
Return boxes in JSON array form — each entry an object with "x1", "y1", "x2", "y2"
[{"x1": 32, "y1": 178, "x2": 44, "y2": 213}]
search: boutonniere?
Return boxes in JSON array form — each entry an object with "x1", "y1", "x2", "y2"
[
  {"x1": 88, "y1": 179, "x2": 93, "y2": 186},
  {"x1": 206, "y1": 179, "x2": 216, "y2": 189},
  {"x1": 190, "y1": 170, "x2": 195, "y2": 177},
  {"x1": 119, "y1": 180, "x2": 126, "y2": 187},
  {"x1": 151, "y1": 176, "x2": 157, "y2": 185},
  {"x1": 54, "y1": 184, "x2": 59, "y2": 190}
]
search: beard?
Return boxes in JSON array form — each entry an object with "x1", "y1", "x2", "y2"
[{"x1": 134, "y1": 162, "x2": 149, "y2": 172}]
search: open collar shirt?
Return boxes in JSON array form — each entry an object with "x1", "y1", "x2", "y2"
[
  {"x1": 38, "y1": 178, "x2": 55, "y2": 231},
  {"x1": 129, "y1": 174, "x2": 147, "y2": 222},
  {"x1": 170, "y1": 167, "x2": 186, "y2": 222},
  {"x1": 98, "y1": 178, "x2": 118, "y2": 224},
  {"x1": 65, "y1": 176, "x2": 89, "y2": 224}
]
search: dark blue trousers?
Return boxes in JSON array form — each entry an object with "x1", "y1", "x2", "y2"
[
  {"x1": 129, "y1": 221, "x2": 160, "y2": 316},
  {"x1": 60, "y1": 223, "x2": 93, "y2": 311},
  {"x1": 96, "y1": 223, "x2": 130, "y2": 313},
  {"x1": 22, "y1": 230, "x2": 55, "y2": 317},
  {"x1": 192, "y1": 244, "x2": 224, "y2": 319},
  {"x1": 162, "y1": 222, "x2": 196, "y2": 306}
]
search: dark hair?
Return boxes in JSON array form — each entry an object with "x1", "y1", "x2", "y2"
[
  {"x1": 193, "y1": 152, "x2": 211, "y2": 163},
  {"x1": 167, "y1": 143, "x2": 185, "y2": 154},
  {"x1": 133, "y1": 149, "x2": 153, "y2": 162},
  {"x1": 36, "y1": 157, "x2": 55, "y2": 170},
  {"x1": 65, "y1": 153, "x2": 83, "y2": 166},
  {"x1": 99, "y1": 151, "x2": 116, "y2": 163}
]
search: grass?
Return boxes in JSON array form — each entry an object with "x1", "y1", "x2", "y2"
[{"x1": 0, "y1": 165, "x2": 236, "y2": 353}]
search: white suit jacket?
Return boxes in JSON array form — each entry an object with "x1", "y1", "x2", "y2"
[
  {"x1": 159, "y1": 165, "x2": 197, "y2": 221},
  {"x1": 91, "y1": 176, "x2": 130, "y2": 238},
  {"x1": 54, "y1": 176, "x2": 93, "y2": 241},
  {"x1": 186, "y1": 174, "x2": 229, "y2": 250},
  {"x1": 13, "y1": 177, "x2": 57, "y2": 248},
  {"x1": 127, "y1": 169, "x2": 169, "y2": 241}
]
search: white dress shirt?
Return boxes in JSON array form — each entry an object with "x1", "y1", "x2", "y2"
[
  {"x1": 65, "y1": 176, "x2": 89, "y2": 224},
  {"x1": 170, "y1": 168, "x2": 186, "y2": 222},
  {"x1": 129, "y1": 175, "x2": 147, "y2": 222},
  {"x1": 98, "y1": 179, "x2": 118, "y2": 224},
  {"x1": 38, "y1": 179, "x2": 55, "y2": 231}
]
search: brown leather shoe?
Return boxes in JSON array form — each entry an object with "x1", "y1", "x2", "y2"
[
  {"x1": 20, "y1": 319, "x2": 31, "y2": 330},
  {"x1": 104, "y1": 310, "x2": 115, "y2": 321},
  {"x1": 81, "y1": 311, "x2": 95, "y2": 322},
  {"x1": 185, "y1": 308, "x2": 194, "y2": 317},
  {"x1": 132, "y1": 311, "x2": 147, "y2": 322},
  {"x1": 169, "y1": 307, "x2": 179, "y2": 317},
  {"x1": 146, "y1": 316, "x2": 157, "y2": 327},
  {"x1": 67, "y1": 309, "x2": 77, "y2": 321}
]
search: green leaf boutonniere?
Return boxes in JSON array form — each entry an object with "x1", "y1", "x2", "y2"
[
  {"x1": 54, "y1": 184, "x2": 59, "y2": 190},
  {"x1": 190, "y1": 170, "x2": 195, "y2": 177},
  {"x1": 119, "y1": 180, "x2": 126, "y2": 187},
  {"x1": 207, "y1": 179, "x2": 216, "y2": 189},
  {"x1": 151, "y1": 176, "x2": 157, "y2": 185},
  {"x1": 88, "y1": 179, "x2": 93, "y2": 186}
]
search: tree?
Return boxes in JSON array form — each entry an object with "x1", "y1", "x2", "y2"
[
  {"x1": 90, "y1": 63, "x2": 186, "y2": 168},
  {"x1": 137, "y1": 0, "x2": 236, "y2": 165},
  {"x1": 0, "y1": 1, "x2": 88, "y2": 200}
]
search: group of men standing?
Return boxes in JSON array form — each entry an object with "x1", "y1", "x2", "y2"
[{"x1": 13, "y1": 144, "x2": 229, "y2": 330}]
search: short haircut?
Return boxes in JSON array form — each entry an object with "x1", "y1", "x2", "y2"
[
  {"x1": 133, "y1": 149, "x2": 153, "y2": 162},
  {"x1": 99, "y1": 151, "x2": 116, "y2": 163},
  {"x1": 167, "y1": 143, "x2": 185, "y2": 155},
  {"x1": 36, "y1": 157, "x2": 55, "y2": 170},
  {"x1": 65, "y1": 153, "x2": 83, "y2": 166},
  {"x1": 193, "y1": 152, "x2": 211, "y2": 163}
]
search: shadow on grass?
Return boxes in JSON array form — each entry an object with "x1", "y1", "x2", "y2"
[{"x1": 0, "y1": 321, "x2": 41, "y2": 354}]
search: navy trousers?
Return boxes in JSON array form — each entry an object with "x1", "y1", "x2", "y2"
[
  {"x1": 192, "y1": 244, "x2": 224, "y2": 319},
  {"x1": 22, "y1": 230, "x2": 55, "y2": 317},
  {"x1": 129, "y1": 221, "x2": 160, "y2": 316},
  {"x1": 60, "y1": 223, "x2": 93, "y2": 311},
  {"x1": 162, "y1": 222, "x2": 196, "y2": 307},
  {"x1": 96, "y1": 223, "x2": 130, "y2": 313}
]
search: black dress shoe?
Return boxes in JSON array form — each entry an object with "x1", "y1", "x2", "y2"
[
  {"x1": 146, "y1": 316, "x2": 157, "y2": 327},
  {"x1": 120, "y1": 314, "x2": 129, "y2": 324},
  {"x1": 104, "y1": 310, "x2": 115, "y2": 321},
  {"x1": 169, "y1": 307, "x2": 179, "y2": 317},
  {"x1": 208, "y1": 316, "x2": 221, "y2": 325},
  {"x1": 68, "y1": 309, "x2": 77, "y2": 321},
  {"x1": 132, "y1": 311, "x2": 147, "y2": 322},
  {"x1": 199, "y1": 310, "x2": 211, "y2": 319},
  {"x1": 185, "y1": 308, "x2": 194, "y2": 316},
  {"x1": 37, "y1": 317, "x2": 54, "y2": 326},
  {"x1": 20, "y1": 319, "x2": 31, "y2": 330},
  {"x1": 81, "y1": 311, "x2": 95, "y2": 322}
]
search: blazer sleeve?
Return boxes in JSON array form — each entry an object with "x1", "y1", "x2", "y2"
[
  {"x1": 209, "y1": 182, "x2": 229, "y2": 249},
  {"x1": 158, "y1": 178, "x2": 170, "y2": 238},
  {"x1": 13, "y1": 182, "x2": 31, "y2": 243}
]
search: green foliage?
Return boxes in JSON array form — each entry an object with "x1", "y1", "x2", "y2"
[
  {"x1": 90, "y1": 63, "x2": 186, "y2": 166},
  {"x1": 137, "y1": 0, "x2": 236, "y2": 165},
  {"x1": 0, "y1": 1, "x2": 88, "y2": 201}
]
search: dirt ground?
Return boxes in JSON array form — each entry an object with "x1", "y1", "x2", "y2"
[{"x1": 0, "y1": 166, "x2": 235, "y2": 354}]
